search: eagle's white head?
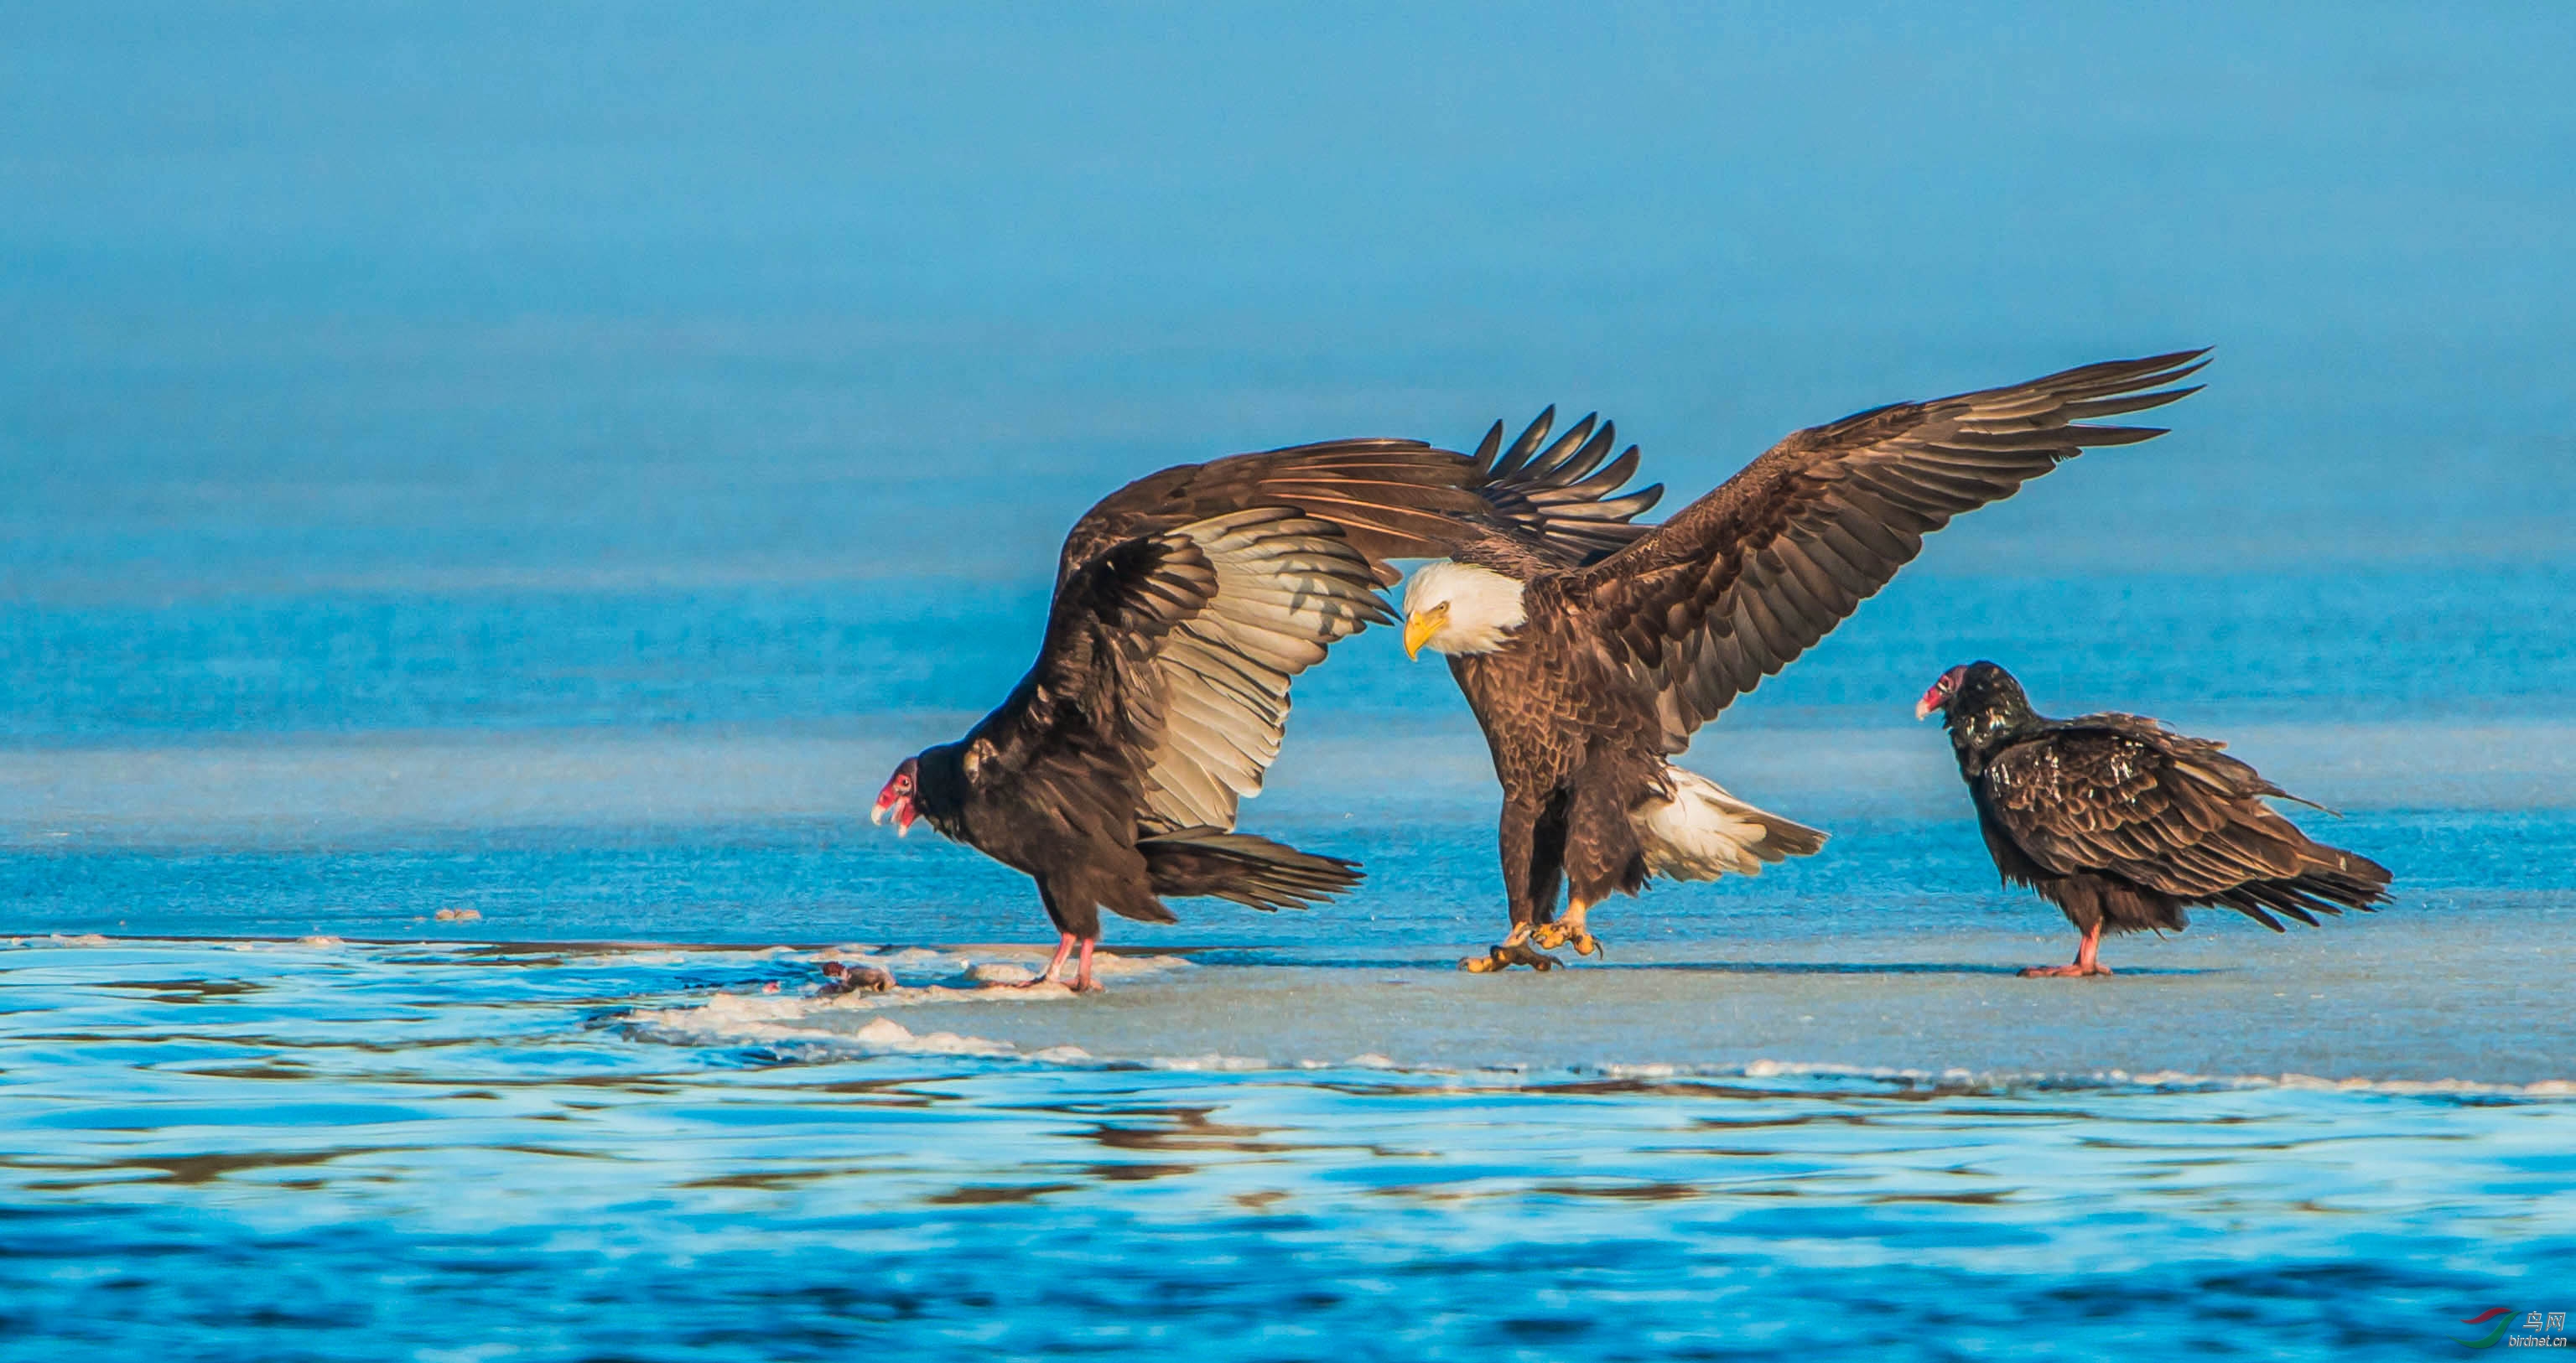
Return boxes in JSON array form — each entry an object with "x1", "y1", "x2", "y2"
[{"x1": 1400, "y1": 560, "x2": 1528, "y2": 658}]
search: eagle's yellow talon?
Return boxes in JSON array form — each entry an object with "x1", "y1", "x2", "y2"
[
  {"x1": 1530, "y1": 918, "x2": 1601, "y2": 958},
  {"x1": 1459, "y1": 940, "x2": 1563, "y2": 973}
]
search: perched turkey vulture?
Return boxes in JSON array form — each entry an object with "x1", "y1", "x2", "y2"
[
  {"x1": 1917, "y1": 661, "x2": 2392, "y2": 977},
  {"x1": 871, "y1": 427, "x2": 1663, "y2": 991},
  {"x1": 1396, "y1": 351, "x2": 2208, "y2": 972}
]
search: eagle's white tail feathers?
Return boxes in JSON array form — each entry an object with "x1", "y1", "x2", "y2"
[{"x1": 1632, "y1": 766, "x2": 1827, "y2": 881}]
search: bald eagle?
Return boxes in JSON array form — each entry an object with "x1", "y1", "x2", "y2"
[
  {"x1": 872, "y1": 428, "x2": 1660, "y2": 991},
  {"x1": 1917, "y1": 660, "x2": 2390, "y2": 977},
  {"x1": 1397, "y1": 351, "x2": 2209, "y2": 972}
]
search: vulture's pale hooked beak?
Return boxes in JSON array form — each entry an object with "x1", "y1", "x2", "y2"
[
  {"x1": 1914, "y1": 679, "x2": 1950, "y2": 722},
  {"x1": 876, "y1": 801, "x2": 917, "y2": 836},
  {"x1": 870, "y1": 787, "x2": 917, "y2": 836},
  {"x1": 1402, "y1": 604, "x2": 1450, "y2": 660}
]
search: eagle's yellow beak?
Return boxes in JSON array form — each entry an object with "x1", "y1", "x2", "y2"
[{"x1": 1402, "y1": 604, "x2": 1449, "y2": 660}]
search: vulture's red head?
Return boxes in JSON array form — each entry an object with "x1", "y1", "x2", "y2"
[
  {"x1": 1914, "y1": 664, "x2": 1972, "y2": 721},
  {"x1": 871, "y1": 756, "x2": 921, "y2": 837}
]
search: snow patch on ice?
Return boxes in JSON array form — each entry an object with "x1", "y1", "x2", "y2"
[
  {"x1": 627, "y1": 992, "x2": 1035, "y2": 1057},
  {"x1": 1143, "y1": 1053, "x2": 1268, "y2": 1072},
  {"x1": 615, "y1": 948, "x2": 1201, "y2": 1066},
  {"x1": 588, "y1": 949, "x2": 689, "y2": 967},
  {"x1": 745, "y1": 947, "x2": 1194, "y2": 1008},
  {"x1": 1598, "y1": 1057, "x2": 2576, "y2": 1100}
]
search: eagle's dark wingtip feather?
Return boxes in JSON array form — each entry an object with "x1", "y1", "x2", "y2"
[
  {"x1": 1525, "y1": 418, "x2": 1616, "y2": 484},
  {"x1": 1462, "y1": 406, "x2": 1663, "y2": 558},
  {"x1": 1488, "y1": 407, "x2": 1557, "y2": 479},
  {"x1": 2062, "y1": 423, "x2": 2174, "y2": 448},
  {"x1": 1472, "y1": 420, "x2": 1505, "y2": 474},
  {"x1": 2032, "y1": 351, "x2": 2211, "y2": 403},
  {"x1": 2063, "y1": 385, "x2": 2205, "y2": 422},
  {"x1": 2088, "y1": 347, "x2": 2211, "y2": 378},
  {"x1": 1514, "y1": 412, "x2": 1599, "y2": 482},
  {"x1": 1571, "y1": 444, "x2": 1644, "y2": 495},
  {"x1": 1586, "y1": 484, "x2": 1665, "y2": 518}
]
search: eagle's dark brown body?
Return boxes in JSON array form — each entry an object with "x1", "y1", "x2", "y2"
[
  {"x1": 1447, "y1": 599, "x2": 1719, "y2": 927},
  {"x1": 1923, "y1": 661, "x2": 2392, "y2": 976},
  {"x1": 1402, "y1": 352, "x2": 2213, "y2": 969},
  {"x1": 875, "y1": 424, "x2": 1662, "y2": 989}
]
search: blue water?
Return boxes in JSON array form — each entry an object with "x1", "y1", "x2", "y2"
[
  {"x1": 6, "y1": 567, "x2": 2576, "y2": 739},
  {"x1": 5, "y1": 5, "x2": 2575, "y2": 1360},
  {"x1": 3, "y1": 940, "x2": 2571, "y2": 1363}
]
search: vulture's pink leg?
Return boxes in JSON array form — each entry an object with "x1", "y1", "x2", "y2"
[
  {"x1": 1017, "y1": 932, "x2": 1078, "y2": 989},
  {"x1": 2021, "y1": 920, "x2": 2115, "y2": 977}
]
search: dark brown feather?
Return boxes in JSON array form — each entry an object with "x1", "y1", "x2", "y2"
[
  {"x1": 1063, "y1": 425, "x2": 1663, "y2": 588},
  {"x1": 1547, "y1": 351, "x2": 2208, "y2": 751},
  {"x1": 1935, "y1": 662, "x2": 2392, "y2": 940},
  {"x1": 912, "y1": 509, "x2": 1389, "y2": 939}
]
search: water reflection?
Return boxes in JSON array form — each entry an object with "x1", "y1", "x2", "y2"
[{"x1": 0, "y1": 939, "x2": 2568, "y2": 1361}]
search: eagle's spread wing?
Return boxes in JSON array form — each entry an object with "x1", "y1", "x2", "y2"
[
  {"x1": 1031, "y1": 508, "x2": 1390, "y2": 834},
  {"x1": 1981, "y1": 719, "x2": 2374, "y2": 930},
  {"x1": 1551, "y1": 351, "x2": 2207, "y2": 750},
  {"x1": 1463, "y1": 407, "x2": 1666, "y2": 565},
  {"x1": 1060, "y1": 428, "x2": 1660, "y2": 588},
  {"x1": 1021, "y1": 417, "x2": 1659, "y2": 835}
]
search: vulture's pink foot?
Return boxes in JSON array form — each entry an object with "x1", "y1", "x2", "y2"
[
  {"x1": 2018, "y1": 961, "x2": 2115, "y2": 978},
  {"x1": 1015, "y1": 932, "x2": 1080, "y2": 989},
  {"x1": 2020, "y1": 922, "x2": 2112, "y2": 978}
]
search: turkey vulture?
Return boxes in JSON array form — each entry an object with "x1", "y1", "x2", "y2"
[
  {"x1": 1917, "y1": 660, "x2": 2392, "y2": 977},
  {"x1": 1396, "y1": 350, "x2": 2209, "y2": 972},
  {"x1": 871, "y1": 427, "x2": 1663, "y2": 991}
]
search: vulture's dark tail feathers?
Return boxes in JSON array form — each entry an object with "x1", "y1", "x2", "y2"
[
  {"x1": 1138, "y1": 828, "x2": 1361, "y2": 912},
  {"x1": 2209, "y1": 842, "x2": 2395, "y2": 931}
]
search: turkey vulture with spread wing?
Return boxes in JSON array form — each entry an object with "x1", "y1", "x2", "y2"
[
  {"x1": 1396, "y1": 351, "x2": 2208, "y2": 972},
  {"x1": 1917, "y1": 660, "x2": 2391, "y2": 977},
  {"x1": 871, "y1": 426, "x2": 1662, "y2": 990}
]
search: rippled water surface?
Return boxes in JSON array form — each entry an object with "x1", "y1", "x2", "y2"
[{"x1": 3, "y1": 938, "x2": 2570, "y2": 1363}]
